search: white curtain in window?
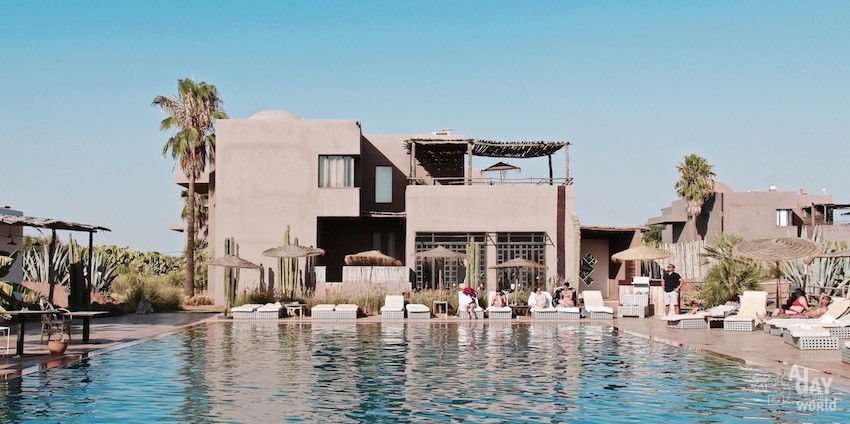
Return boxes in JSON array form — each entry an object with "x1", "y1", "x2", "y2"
[{"x1": 319, "y1": 156, "x2": 354, "y2": 188}]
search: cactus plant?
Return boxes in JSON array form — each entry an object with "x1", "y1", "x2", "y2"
[
  {"x1": 67, "y1": 236, "x2": 86, "y2": 309},
  {"x1": 224, "y1": 237, "x2": 239, "y2": 309},
  {"x1": 276, "y1": 226, "x2": 301, "y2": 299},
  {"x1": 464, "y1": 239, "x2": 481, "y2": 289}
]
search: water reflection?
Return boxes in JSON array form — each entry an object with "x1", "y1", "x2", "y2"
[{"x1": 0, "y1": 322, "x2": 847, "y2": 423}]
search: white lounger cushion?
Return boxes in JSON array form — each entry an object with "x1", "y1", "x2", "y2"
[
  {"x1": 556, "y1": 307, "x2": 581, "y2": 313},
  {"x1": 335, "y1": 304, "x2": 358, "y2": 312},
  {"x1": 380, "y1": 295, "x2": 405, "y2": 312},
  {"x1": 406, "y1": 304, "x2": 430, "y2": 313},
  {"x1": 585, "y1": 306, "x2": 614, "y2": 314},
  {"x1": 725, "y1": 315, "x2": 756, "y2": 322},
  {"x1": 231, "y1": 304, "x2": 261, "y2": 312},
  {"x1": 661, "y1": 312, "x2": 707, "y2": 321},
  {"x1": 257, "y1": 303, "x2": 283, "y2": 312},
  {"x1": 787, "y1": 327, "x2": 832, "y2": 338},
  {"x1": 705, "y1": 304, "x2": 737, "y2": 317},
  {"x1": 312, "y1": 304, "x2": 335, "y2": 311}
]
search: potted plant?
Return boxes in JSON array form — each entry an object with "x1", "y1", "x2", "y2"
[{"x1": 47, "y1": 332, "x2": 69, "y2": 355}]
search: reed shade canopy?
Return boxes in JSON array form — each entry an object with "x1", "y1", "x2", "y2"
[
  {"x1": 415, "y1": 246, "x2": 468, "y2": 300},
  {"x1": 262, "y1": 244, "x2": 325, "y2": 259},
  {"x1": 809, "y1": 248, "x2": 850, "y2": 260},
  {"x1": 733, "y1": 237, "x2": 821, "y2": 305},
  {"x1": 489, "y1": 257, "x2": 548, "y2": 304},
  {"x1": 344, "y1": 250, "x2": 402, "y2": 266},
  {"x1": 611, "y1": 245, "x2": 674, "y2": 262},
  {"x1": 205, "y1": 254, "x2": 261, "y2": 269}
]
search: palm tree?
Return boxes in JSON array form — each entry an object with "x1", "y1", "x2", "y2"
[
  {"x1": 181, "y1": 190, "x2": 209, "y2": 238},
  {"x1": 698, "y1": 233, "x2": 764, "y2": 306},
  {"x1": 154, "y1": 78, "x2": 227, "y2": 297},
  {"x1": 674, "y1": 154, "x2": 716, "y2": 240}
]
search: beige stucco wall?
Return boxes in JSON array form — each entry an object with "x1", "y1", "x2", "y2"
[
  {"x1": 405, "y1": 184, "x2": 577, "y2": 293},
  {"x1": 211, "y1": 113, "x2": 362, "y2": 304}
]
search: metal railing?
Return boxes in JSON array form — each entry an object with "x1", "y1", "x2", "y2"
[{"x1": 407, "y1": 177, "x2": 573, "y2": 186}]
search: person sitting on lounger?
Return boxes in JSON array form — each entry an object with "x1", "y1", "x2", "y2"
[
  {"x1": 462, "y1": 287, "x2": 479, "y2": 319},
  {"x1": 555, "y1": 284, "x2": 575, "y2": 308},
  {"x1": 804, "y1": 294, "x2": 832, "y2": 319},
  {"x1": 531, "y1": 288, "x2": 549, "y2": 308},
  {"x1": 491, "y1": 291, "x2": 507, "y2": 308},
  {"x1": 766, "y1": 288, "x2": 810, "y2": 319}
]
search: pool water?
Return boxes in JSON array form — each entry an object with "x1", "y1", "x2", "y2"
[{"x1": 0, "y1": 322, "x2": 847, "y2": 423}]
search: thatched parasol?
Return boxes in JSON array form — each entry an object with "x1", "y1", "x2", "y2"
[
  {"x1": 734, "y1": 237, "x2": 820, "y2": 305},
  {"x1": 262, "y1": 244, "x2": 325, "y2": 259},
  {"x1": 489, "y1": 257, "x2": 547, "y2": 304},
  {"x1": 810, "y1": 248, "x2": 850, "y2": 260},
  {"x1": 611, "y1": 245, "x2": 673, "y2": 262},
  {"x1": 344, "y1": 250, "x2": 402, "y2": 266},
  {"x1": 206, "y1": 254, "x2": 261, "y2": 269},
  {"x1": 483, "y1": 161, "x2": 521, "y2": 182},
  {"x1": 206, "y1": 254, "x2": 262, "y2": 310},
  {"x1": 415, "y1": 246, "x2": 467, "y2": 300}
]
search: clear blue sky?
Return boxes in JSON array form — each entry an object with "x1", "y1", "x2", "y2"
[{"x1": 2, "y1": 1, "x2": 848, "y2": 253}]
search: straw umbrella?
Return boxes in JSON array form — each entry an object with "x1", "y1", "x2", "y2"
[
  {"x1": 263, "y1": 244, "x2": 325, "y2": 298},
  {"x1": 733, "y1": 237, "x2": 820, "y2": 306},
  {"x1": 415, "y1": 246, "x2": 467, "y2": 300},
  {"x1": 344, "y1": 250, "x2": 402, "y2": 312},
  {"x1": 489, "y1": 257, "x2": 548, "y2": 304},
  {"x1": 205, "y1": 254, "x2": 262, "y2": 310},
  {"x1": 612, "y1": 245, "x2": 674, "y2": 279}
]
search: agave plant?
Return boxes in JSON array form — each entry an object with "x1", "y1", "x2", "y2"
[
  {"x1": 22, "y1": 243, "x2": 69, "y2": 285},
  {"x1": 88, "y1": 251, "x2": 119, "y2": 293},
  {"x1": 1, "y1": 250, "x2": 38, "y2": 317},
  {"x1": 784, "y1": 227, "x2": 849, "y2": 298}
]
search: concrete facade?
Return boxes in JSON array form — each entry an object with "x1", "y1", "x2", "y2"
[
  {"x1": 194, "y1": 110, "x2": 590, "y2": 305},
  {"x1": 648, "y1": 183, "x2": 850, "y2": 244}
]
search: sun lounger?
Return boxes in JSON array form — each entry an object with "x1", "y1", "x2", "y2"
[
  {"x1": 334, "y1": 304, "x2": 358, "y2": 319},
  {"x1": 380, "y1": 295, "x2": 405, "y2": 319},
  {"x1": 782, "y1": 327, "x2": 839, "y2": 350},
  {"x1": 583, "y1": 291, "x2": 613, "y2": 320},
  {"x1": 763, "y1": 299, "x2": 850, "y2": 335},
  {"x1": 662, "y1": 312, "x2": 709, "y2": 329},
  {"x1": 843, "y1": 342, "x2": 850, "y2": 364},
  {"x1": 458, "y1": 291, "x2": 484, "y2": 319},
  {"x1": 619, "y1": 293, "x2": 653, "y2": 318},
  {"x1": 556, "y1": 306, "x2": 581, "y2": 320},
  {"x1": 311, "y1": 304, "x2": 336, "y2": 319},
  {"x1": 486, "y1": 291, "x2": 512, "y2": 320},
  {"x1": 255, "y1": 302, "x2": 284, "y2": 319},
  {"x1": 723, "y1": 291, "x2": 767, "y2": 331},
  {"x1": 406, "y1": 303, "x2": 431, "y2": 319},
  {"x1": 231, "y1": 304, "x2": 262, "y2": 319},
  {"x1": 529, "y1": 291, "x2": 557, "y2": 319}
]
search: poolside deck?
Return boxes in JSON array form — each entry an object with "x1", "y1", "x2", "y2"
[
  {"x1": 0, "y1": 312, "x2": 215, "y2": 380},
  {"x1": 2, "y1": 309, "x2": 848, "y2": 393}
]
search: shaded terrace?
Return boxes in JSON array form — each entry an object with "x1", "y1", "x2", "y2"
[{"x1": 405, "y1": 139, "x2": 572, "y2": 186}]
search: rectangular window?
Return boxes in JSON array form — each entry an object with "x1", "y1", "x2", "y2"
[
  {"x1": 414, "y1": 233, "x2": 487, "y2": 290},
  {"x1": 387, "y1": 233, "x2": 396, "y2": 258},
  {"x1": 318, "y1": 156, "x2": 355, "y2": 188},
  {"x1": 776, "y1": 209, "x2": 793, "y2": 227},
  {"x1": 373, "y1": 232, "x2": 382, "y2": 251},
  {"x1": 375, "y1": 166, "x2": 392, "y2": 203}
]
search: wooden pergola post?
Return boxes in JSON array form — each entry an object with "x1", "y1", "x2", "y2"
[
  {"x1": 86, "y1": 231, "x2": 94, "y2": 309},
  {"x1": 410, "y1": 141, "x2": 416, "y2": 180},
  {"x1": 548, "y1": 154, "x2": 553, "y2": 185},
  {"x1": 564, "y1": 144, "x2": 570, "y2": 184},
  {"x1": 467, "y1": 141, "x2": 473, "y2": 185},
  {"x1": 47, "y1": 229, "x2": 57, "y2": 304}
]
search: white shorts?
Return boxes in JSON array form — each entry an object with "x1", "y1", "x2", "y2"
[{"x1": 664, "y1": 290, "x2": 679, "y2": 305}]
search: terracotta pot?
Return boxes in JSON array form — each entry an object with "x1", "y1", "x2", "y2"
[{"x1": 48, "y1": 340, "x2": 68, "y2": 355}]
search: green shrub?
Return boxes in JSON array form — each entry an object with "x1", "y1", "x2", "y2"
[
  {"x1": 110, "y1": 272, "x2": 183, "y2": 312},
  {"x1": 698, "y1": 233, "x2": 764, "y2": 307},
  {"x1": 183, "y1": 295, "x2": 214, "y2": 306},
  {"x1": 235, "y1": 288, "x2": 276, "y2": 306}
]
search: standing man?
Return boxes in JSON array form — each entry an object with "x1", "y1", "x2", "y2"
[{"x1": 663, "y1": 264, "x2": 683, "y2": 315}]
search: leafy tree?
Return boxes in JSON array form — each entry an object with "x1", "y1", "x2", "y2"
[
  {"x1": 698, "y1": 233, "x2": 764, "y2": 306},
  {"x1": 675, "y1": 154, "x2": 716, "y2": 240},
  {"x1": 154, "y1": 78, "x2": 227, "y2": 297}
]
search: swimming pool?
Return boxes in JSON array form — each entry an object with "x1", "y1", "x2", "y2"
[{"x1": 1, "y1": 322, "x2": 846, "y2": 423}]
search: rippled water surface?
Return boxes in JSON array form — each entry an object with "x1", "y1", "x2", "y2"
[{"x1": 1, "y1": 322, "x2": 847, "y2": 423}]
